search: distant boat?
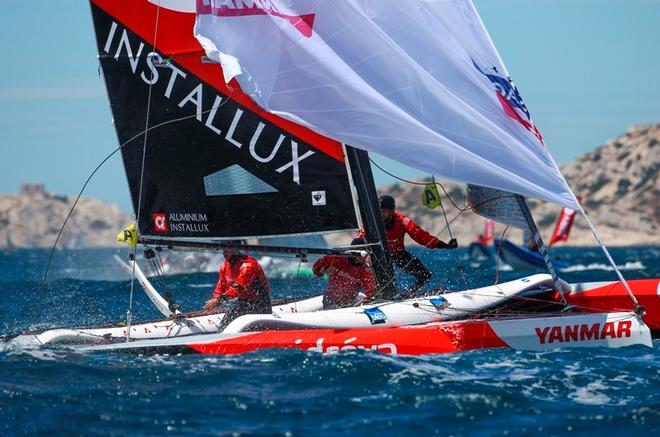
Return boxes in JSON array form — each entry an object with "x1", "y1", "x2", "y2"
[
  {"x1": 468, "y1": 219, "x2": 495, "y2": 259},
  {"x1": 493, "y1": 203, "x2": 580, "y2": 271},
  {"x1": 494, "y1": 239, "x2": 570, "y2": 271}
]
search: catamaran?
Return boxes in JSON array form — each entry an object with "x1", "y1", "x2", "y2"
[{"x1": 6, "y1": 0, "x2": 659, "y2": 355}]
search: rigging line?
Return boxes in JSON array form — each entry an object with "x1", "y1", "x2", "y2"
[
  {"x1": 41, "y1": 145, "x2": 125, "y2": 284},
  {"x1": 368, "y1": 157, "x2": 465, "y2": 211},
  {"x1": 40, "y1": 91, "x2": 235, "y2": 284},
  {"x1": 494, "y1": 225, "x2": 509, "y2": 285},
  {"x1": 153, "y1": 249, "x2": 165, "y2": 277},
  {"x1": 126, "y1": 3, "x2": 162, "y2": 342},
  {"x1": 369, "y1": 156, "x2": 519, "y2": 217}
]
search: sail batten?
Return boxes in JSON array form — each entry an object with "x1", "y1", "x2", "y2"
[{"x1": 194, "y1": 0, "x2": 579, "y2": 209}]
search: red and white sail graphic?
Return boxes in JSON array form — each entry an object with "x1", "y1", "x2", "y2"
[
  {"x1": 477, "y1": 219, "x2": 495, "y2": 245},
  {"x1": 549, "y1": 199, "x2": 581, "y2": 245},
  {"x1": 197, "y1": 0, "x2": 315, "y2": 38}
]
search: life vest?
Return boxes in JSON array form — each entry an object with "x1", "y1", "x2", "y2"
[
  {"x1": 213, "y1": 255, "x2": 271, "y2": 301},
  {"x1": 313, "y1": 255, "x2": 376, "y2": 305}
]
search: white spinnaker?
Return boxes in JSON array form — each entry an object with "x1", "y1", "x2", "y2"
[{"x1": 194, "y1": 0, "x2": 578, "y2": 209}]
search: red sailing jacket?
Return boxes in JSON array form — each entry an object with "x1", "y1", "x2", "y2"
[
  {"x1": 359, "y1": 211, "x2": 442, "y2": 255},
  {"x1": 313, "y1": 256, "x2": 376, "y2": 304},
  {"x1": 212, "y1": 255, "x2": 271, "y2": 301}
]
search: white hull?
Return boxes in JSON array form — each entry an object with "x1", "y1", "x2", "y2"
[
  {"x1": 23, "y1": 274, "x2": 559, "y2": 346},
  {"x1": 31, "y1": 295, "x2": 324, "y2": 346}
]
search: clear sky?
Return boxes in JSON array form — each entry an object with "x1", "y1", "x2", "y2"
[{"x1": 1, "y1": 0, "x2": 659, "y2": 213}]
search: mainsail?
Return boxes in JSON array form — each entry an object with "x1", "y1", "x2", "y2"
[
  {"x1": 194, "y1": 0, "x2": 578, "y2": 209},
  {"x1": 90, "y1": 0, "x2": 360, "y2": 241}
]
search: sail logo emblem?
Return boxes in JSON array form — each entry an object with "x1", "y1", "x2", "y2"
[
  {"x1": 152, "y1": 213, "x2": 169, "y2": 233},
  {"x1": 472, "y1": 59, "x2": 544, "y2": 145},
  {"x1": 311, "y1": 190, "x2": 326, "y2": 206},
  {"x1": 197, "y1": 0, "x2": 316, "y2": 38}
]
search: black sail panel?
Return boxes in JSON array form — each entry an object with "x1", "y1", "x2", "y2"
[{"x1": 90, "y1": 3, "x2": 358, "y2": 240}]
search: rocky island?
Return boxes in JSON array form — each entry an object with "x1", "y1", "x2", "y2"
[{"x1": 0, "y1": 123, "x2": 658, "y2": 248}]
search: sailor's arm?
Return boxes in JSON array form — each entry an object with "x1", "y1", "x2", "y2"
[
  {"x1": 212, "y1": 265, "x2": 228, "y2": 299},
  {"x1": 205, "y1": 264, "x2": 228, "y2": 312},
  {"x1": 404, "y1": 215, "x2": 457, "y2": 249},
  {"x1": 313, "y1": 256, "x2": 340, "y2": 276}
]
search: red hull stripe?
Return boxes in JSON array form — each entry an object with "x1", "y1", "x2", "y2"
[
  {"x1": 90, "y1": 0, "x2": 345, "y2": 163},
  {"x1": 187, "y1": 321, "x2": 509, "y2": 355},
  {"x1": 565, "y1": 279, "x2": 660, "y2": 330}
]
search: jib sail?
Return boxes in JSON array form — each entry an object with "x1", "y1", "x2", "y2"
[
  {"x1": 466, "y1": 185, "x2": 529, "y2": 231},
  {"x1": 89, "y1": 0, "x2": 359, "y2": 240}
]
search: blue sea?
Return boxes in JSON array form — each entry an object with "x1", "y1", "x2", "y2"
[{"x1": 1, "y1": 246, "x2": 659, "y2": 435}]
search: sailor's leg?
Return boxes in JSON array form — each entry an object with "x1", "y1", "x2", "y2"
[
  {"x1": 217, "y1": 299, "x2": 250, "y2": 331},
  {"x1": 254, "y1": 293, "x2": 273, "y2": 314},
  {"x1": 218, "y1": 294, "x2": 272, "y2": 332},
  {"x1": 322, "y1": 294, "x2": 344, "y2": 310},
  {"x1": 393, "y1": 250, "x2": 431, "y2": 294}
]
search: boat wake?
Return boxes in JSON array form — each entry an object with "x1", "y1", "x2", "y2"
[{"x1": 561, "y1": 261, "x2": 645, "y2": 272}]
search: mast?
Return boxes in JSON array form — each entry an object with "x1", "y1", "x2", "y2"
[
  {"x1": 514, "y1": 195, "x2": 568, "y2": 303},
  {"x1": 345, "y1": 147, "x2": 398, "y2": 299}
]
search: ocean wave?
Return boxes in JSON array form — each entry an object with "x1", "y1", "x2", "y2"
[
  {"x1": 1, "y1": 247, "x2": 659, "y2": 433},
  {"x1": 188, "y1": 283, "x2": 214, "y2": 288},
  {"x1": 562, "y1": 261, "x2": 645, "y2": 272}
]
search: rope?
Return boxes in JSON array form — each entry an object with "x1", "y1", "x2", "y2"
[
  {"x1": 428, "y1": 174, "x2": 469, "y2": 289},
  {"x1": 126, "y1": 4, "x2": 163, "y2": 342},
  {"x1": 368, "y1": 158, "x2": 465, "y2": 210}
]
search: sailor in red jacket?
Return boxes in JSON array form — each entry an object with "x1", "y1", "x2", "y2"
[
  {"x1": 204, "y1": 241, "x2": 272, "y2": 330},
  {"x1": 366, "y1": 195, "x2": 457, "y2": 294},
  {"x1": 313, "y1": 238, "x2": 376, "y2": 309}
]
